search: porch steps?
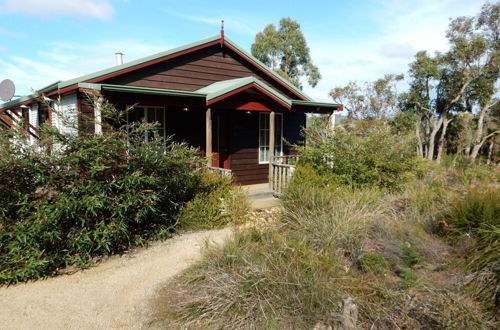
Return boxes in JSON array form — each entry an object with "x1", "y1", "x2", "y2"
[{"x1": 242, "y1": 184, "x2": 281, "y2": 210}]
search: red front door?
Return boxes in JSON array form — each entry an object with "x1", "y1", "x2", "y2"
[{"x1": 212, "y1": 113, "x2": 231, "y2": 169}]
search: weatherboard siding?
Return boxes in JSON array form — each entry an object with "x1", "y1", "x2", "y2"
[
  {"x1": 229, "y1": 111, "x2": 306, "y2": 185},
  {"x1": 102, "y1": 45, "x2": 299, "y2": 100},
  {"x1": 59, "y1": 93, "x2": 79, "y2": 135},
  {"x1": 78, "y1": 94, "x2": 95, "y2": 134},
  {"x1": 29, "y1": 103, "x2": 39, "y2": 145}
]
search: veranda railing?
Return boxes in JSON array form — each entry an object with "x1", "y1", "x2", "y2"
[
  {"x1": 207, "y1": 166, "x2": 233, "y2": 177},
  {"x1": 270, "y1": 155, "x2": 299, "y2": 194}
]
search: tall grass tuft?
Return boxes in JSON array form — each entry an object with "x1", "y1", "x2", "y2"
[
  {"x1": 157, "y1": 171, "x2": 493, "y2": 329},
  {"x1": 445, "y1": 186, "x2": 500, "y2": 312}
]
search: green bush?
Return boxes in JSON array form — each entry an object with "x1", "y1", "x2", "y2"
[
  {"x1": 176, "y1": 172, "x2": 250, "y2": 229},
  {"x1": 297, "y1": 119, "x2": 418, "y2": 190},
  {"x1": 0, "y1": 100, "x2": 223, "y2": 284},
  {"x1": 361, "y1": 253, "x2": 389, "y2": 275},
  {"x1": 398, "y1": 244, "x2": 426, "y2": 268}
]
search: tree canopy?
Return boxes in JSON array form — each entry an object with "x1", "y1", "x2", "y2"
[
  {"x1": 251, "y1": 17, "x2": 321, "y2": 89},
  {"x1": 330, "y1": 2, "x2": 499, "y2": 162},
  {"x1": 329, "y1": 74, "x2": 404, "y2": 120}
]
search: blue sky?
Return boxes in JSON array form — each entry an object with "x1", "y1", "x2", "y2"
[{"x1": 0, "y1": 0, "x2": 486, "y2": 103}]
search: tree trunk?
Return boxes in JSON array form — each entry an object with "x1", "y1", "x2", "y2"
[
  {"x1": 470, "y1": 130, "x2": 500, "y2": 159},
  {"x1": 423, "y1": 117, "x2": 430, "y2": 157},
  {"x1": 486, "y1": 139, "x2": 494, "y2": 165},
  {"x1": 426, "y1": 116, "x2": 444, "y2": 160},
  {"x1": 416, "y1": 120, "x2": 423, "y2": 157},
  {"x1": 437, "y1": 115, "x2": 451, "y2": 163},
  {"x1": 464, "y1": 145, "x2": 471, "y2": 157},
  {"x1": 468, "y1": 99, "x2": 498, "y2": 158}
]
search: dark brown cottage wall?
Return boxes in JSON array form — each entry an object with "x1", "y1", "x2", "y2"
[
  {"x1": 102, "y1": 45, "x2": 300, "y2": 100},
  {"x1": 229, "y1": 110, "x2": 306, "y2": 185}
]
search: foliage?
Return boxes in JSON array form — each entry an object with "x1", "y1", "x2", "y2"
[
  {"x1": 0, "y1": 99, "x2": 234, "y2": 284},
  {"x1": 398, "y1": 244, "x2": 426, "y2": 268},
  {"x1": 360, "y1": 253, "x2": 389, "y2": 275},
  {"x1": 402, "y1": 2, "x2": 500, "y2": 161},
  {"x1": 297, "y1": 118, "x2": 418, "y2": 190},
  {"x1": 158, "y1": 175, "x2": 494, "y2": 329},
  {"x1": 330, "y1": 74, "x2": 404, "y2": 120},
  {"x1": 176, "y1": 172, "x2": 250, "y2": 229},
  {"x1": 251, "y1": 17, "x2": 321, "y2": 89}
]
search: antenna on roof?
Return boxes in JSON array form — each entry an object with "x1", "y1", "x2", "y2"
[{"x1": 220, "y1": 20, "x2": 224, "y2": 46}]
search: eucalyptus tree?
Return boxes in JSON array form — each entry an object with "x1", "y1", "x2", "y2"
[
  {"x1": 329, "y1": 74, "x2": 403, "y2": 120},
  {"x1": 404, "y1": 2, "x2": 499, "y2": 161},
  {"x1": 251, "y1": 17, "x2": 321, "y2": 89}
]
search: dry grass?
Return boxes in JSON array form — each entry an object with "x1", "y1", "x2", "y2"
[{"x1": 152, "y1": 167, "x2": 498, "y2": 329}]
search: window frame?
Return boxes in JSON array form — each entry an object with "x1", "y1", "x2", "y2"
[
  {"x1": 126, "y1": 105, "x2": 166, "y2": 141},
  {"x1": 258, "y1": 112, "x2": 283, "y2": 164}
]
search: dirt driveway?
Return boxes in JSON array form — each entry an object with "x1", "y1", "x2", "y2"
[{"x1": 0, "y1": 228, "x2": 232, "y2": 330}]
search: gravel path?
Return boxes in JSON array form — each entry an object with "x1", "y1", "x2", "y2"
[{"x1": 0, "y1": 228, "x2": 232, "y2": 330}]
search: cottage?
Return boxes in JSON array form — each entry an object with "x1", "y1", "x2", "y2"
[{"x1": 0, "y1": 32, "x2": 341, "y2": 186}]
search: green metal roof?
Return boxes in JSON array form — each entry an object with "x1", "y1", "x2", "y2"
[
  {"x1": 292, "y1": 100, "x2": 341, "y2": 108},
  {"x1": 37, "y1": 80, "x2": 61, "y2": 93},
  {"x1": 100, "y1": 84, "x2": 206, "y2": 98},
  {"x1": 0, "y1": 94, "x2": 38, "y2": 111},
  {"x1": 1, "y1": 35, "x2": 339, "y2": 111},
  {"x1": 58, "y1": 35, "x2": 221, "y2": 90},
  {"x1": 196, "y1": 76, "x2": 292, "y2": 106}
]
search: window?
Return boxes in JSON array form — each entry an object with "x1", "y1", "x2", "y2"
[
  {"x1": 127, "y1": 106, "x2": 166, "y2": 141},
  {"x1": 38, "y1": 104, "x2": 49, "y2": 126},
  {"x1": 21, "y1": 108, "x2": 29, "y2": 123},
  {"x1": 259, "y1": 112, "x2": 283, "y2": 163}
]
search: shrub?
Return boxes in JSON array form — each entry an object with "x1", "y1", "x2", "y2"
[
  {"x1": 360, "y1": 253, "x2": 389, "y2": 275},
  {"x1": 158, "y1": 181, "x2": 494, "y2": 329},
  {"x1": 398, "y1": 244, "x2": 426, "y2": 268},
  {"x1": 0, "y1": 99, "x2": 228, "y2": 284},
  {"x1": 176, "y1": 172, "x2": 250, "y2": 229},
  {"x1": 297, "y1": 119, "x2": 418, "y2": 190}
]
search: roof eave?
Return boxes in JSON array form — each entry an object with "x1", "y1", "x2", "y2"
[
  {"x1": 200, "y1": 77, "x2": 292, "y2": 109},
  {"x1": 0, "y1": 94, "x2": 38, "y2": 111},
  {"x1": 100, "y1": 84, "x2": 206, "y2": 98},
  {"x1": 291, "y1": 100, "x2": 343, "y2": 113}
]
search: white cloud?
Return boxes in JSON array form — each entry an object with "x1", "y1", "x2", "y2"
[
  {"x1": 303, "y1": 0, "x2": 485, "y2": 102},
  {"x1": 379, "y1": 42, "x2": 417, "y2": 59},
  {"x1": 0, "y1": 56, "x2": 78, "y2": 97},
  {"x1": 0, "y1": 0, "x2": 115, "y2": 20},
  {"x1": 0, "y1": 39, "x2": 172, "y2": 96}
]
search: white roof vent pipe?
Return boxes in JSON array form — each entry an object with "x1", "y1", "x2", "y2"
[{"x1": 115, "y1": 52, "x2": 124, "y2": 65}]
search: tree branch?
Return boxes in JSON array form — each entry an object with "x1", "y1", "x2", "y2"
[
  {"x1": 479, "y1": 130, "x2": 500, "y2": 148},
  {"x1": 447, "y1": 79, "x2": 472, "y2": 109}
]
